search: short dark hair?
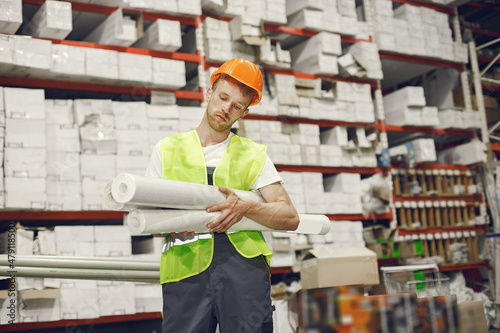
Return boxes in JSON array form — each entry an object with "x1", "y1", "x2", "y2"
[{"x1": 212, "y1": 74, "x2": 257, "y2": 108}]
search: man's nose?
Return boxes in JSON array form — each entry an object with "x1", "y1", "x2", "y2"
[{"x1": 221, "y1": 100, "x2": 231, "y2": 113}]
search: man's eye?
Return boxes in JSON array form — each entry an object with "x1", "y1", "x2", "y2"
[{"x1": 234, "y1": 105, "x2": 241, "y2": 111}]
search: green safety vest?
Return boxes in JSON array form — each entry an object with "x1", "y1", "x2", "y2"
[{"x1": 159, "y1": 130, "x2": 273, "y2": 284}]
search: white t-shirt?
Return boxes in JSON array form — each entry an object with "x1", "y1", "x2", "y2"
[{"x1": 145, "y1": 132, "x2": 282, "y2": 191}]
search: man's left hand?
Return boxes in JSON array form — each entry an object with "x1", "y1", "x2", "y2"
[{"x1": 205, "y1": 186, "x2": 250, "y2": 233}]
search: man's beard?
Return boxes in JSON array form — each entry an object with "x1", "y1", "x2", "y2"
[{"x1": 207, "y1": 111, "x2": 233, "y2": 132}]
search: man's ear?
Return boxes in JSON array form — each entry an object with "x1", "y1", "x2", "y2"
[
  {"x1": 241, "y1": 108, "x2": 250, "y2": 118},
  {"x1": 206, "y1": 87, "x2": 213, "y2": 102}
]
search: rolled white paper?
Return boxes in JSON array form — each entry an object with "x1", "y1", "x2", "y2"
[
  {"x1": 111, "y1": 173, "x2": 265, "y2": 209},
  {"x1": 127, "y1": 209, "x2": 331, "y2": 235}
]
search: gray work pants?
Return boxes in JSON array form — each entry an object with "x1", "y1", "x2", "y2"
[{"x1": 162, "y1": 232, "x2": 274, "y2": 333}]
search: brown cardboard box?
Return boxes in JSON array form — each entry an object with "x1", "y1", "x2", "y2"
[
  {"x1": 299, "y1": 247, "x2": 379, "y2": 290},
  {"x1": 457, "y1": 300, "x2": 488, "y2": 332},
  {"x1": 297, "y1": 285, "x2": 364, "y2": 331},
  {"x1": 416, "y1": 295, "x2": 458, "y2": 333}
]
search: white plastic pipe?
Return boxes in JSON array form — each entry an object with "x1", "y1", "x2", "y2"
[
  {"x1": 127, "y1": 209, "x2": 331, "y2": 235},
  {"x1": 0, "y1": 266, "x2": 159, "y2": 283},
  {"x1": 0, "y1": 255, "x2": 159, "y2": 271}
]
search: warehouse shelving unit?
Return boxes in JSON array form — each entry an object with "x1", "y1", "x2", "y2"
[{"x1": 1, "y1": 0, "x2": 500, "y2": 330}]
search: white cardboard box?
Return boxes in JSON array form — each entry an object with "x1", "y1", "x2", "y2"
[
  {"x1": 6, "y1": 119, "x2": 46, "y2": 148},
  {"x1": 118, "y1": 52, "x2": 153, "y2": 84},
  {"x1": 4, "y1": 148, "x2": 47, "y2": 178},
  {"x1": 85, "y1": 9, "x2": 137, "y2": 47},
  {"x1": 84, "y1": 48, "x2": 119, "y2": 82},
  {"x1": 152, "y1": 57, "x2": 186, "y2": 89},
  {"x1": 133, "y1": 18, "x2": 182, "y2": 52},
  {"x1": 0, "y1": 0, "x2": 22, "y2": 34},
  {"x1": 50, "y1": 44, "x2": 86, "y2": 80},
  {"x1": 30, "y1": 0, "x2": 72, "y2": 40},
  {"x1": 4, "y1": 87, "x2": 45, "y2": 119}
]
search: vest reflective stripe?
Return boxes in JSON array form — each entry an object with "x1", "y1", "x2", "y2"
[{"x1": 159, "y1": 130, "x2": 272, "y2": 284}]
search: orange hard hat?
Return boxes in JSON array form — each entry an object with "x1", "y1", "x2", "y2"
[{"x1": 210, "y1": 58, "x2": 263, "y2": 106}]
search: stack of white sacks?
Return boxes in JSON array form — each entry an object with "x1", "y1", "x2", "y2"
[
  {"x1": 204, "y1": 16, "x2": 233, "y2": 63},
  {"x1": 290, "y1": 32, "x2": 342, "y2": 76},
  {"x1": 389, "y1": 138, "x2": 437, "y2": 163},
  {"x1": 120, "y1": 0, "x2": 201, "y2": 15},
  {"x1": 383, "y1": 86, "x2": 439, "y2": 127},
  {"x1": 286, "y1": 0, "x2": 359, "y2": 36},
  {"x1": 0, "y1": 29, "x2": 186, "y2": 89},
  {"x1": 372, "y1": 0, "x2": 468, "y2": 63},
  {"x1": 113, "y1": 102, "x2": 151, "y2": 176},
  {"x1": 238, "y1": 119, "x2": 377, "y2": 168},
  {"x1": 383, "y1": 85, "x2": 481, "y2": 129},
  {"x1": 259, "y1": 73, "x2": 376, "y2": 123},
  {"x1": 75, "y1": 99, "x2": 117, "y2": 211},
  {"x1": 0, "y1": 0, "x2": 22, "y2": 34},
  {"x1": 6, "y1": 225, "x2": 163, "y2": 322},
  {"x1": 4, "y1": 88, "x2": 47, "y2": 210},
  {"x1": 279, "y1": 171, "x2": 363, "y2": 215}
]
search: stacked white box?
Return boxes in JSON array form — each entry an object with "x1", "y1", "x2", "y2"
[
  {"x1": 98, "y1": 281, "x2": 136, "y2": 316},
  {"x1": 302, "y1": 172, "x2": 325, "y2": 214},
  {"x1": 44, "y1": 99, "x2": 81, "y2": 210},
  {"x1": 10, "y1": 35, "x2": 52, "y2": 77},
  {"x1": 152, "y1": 58, "x2": 186, "y2": 89},
  {"x1": 0, "y1": 0, "x2": 22, "y2": 34},
  {"x1": 324, "y1": 173, "x2": 361, "y2": 193},
  {"x1": 118, "y1": 53, "x2": 153, "y2": 85},
  {"x1": 385, "y1": 106, "x2": 424, "y2": 126},
  {"x1": 177, "y1": 0, "x2": 202, "y2": 15},
  {"x1": 3, "y1": 88, "x2": 47, "y2": 209},
  {"x1": 229, "y1": 15, "x2": 262, "y2": 41},
  {"x1": 80, "y1": 155, "x2": 115, "y2": 210},
  {"x1": 274, "y1": 74, "x2": 299, "y2": 106},
  {"x1": 146, "y1": 104, "x2": 180, "y2": 144},
  {"x1": 85, "y1": 9, "x2": 137, "y2": 47},
  {"x1": 135, "y1": 283, "x2": 163, "y2": 313},
  {"x1": 383, "y1": 86, "x2": 426, "y2": 112},
  {"x1": 54, "y1": 226, "x2": 94, "y2": 257},
  {"x1": 300, "y1": 145, "x2": 321, "y2": 166},
  {"x1": 290, "y1": 32, "x2": 340, "y2": 75},
  {"x1": 348, "y1": 42, "x2": 384, "y2": 80},
  {"x1": 84, "y1": 48, "x2": 119, "y2": 83},
  {"x1": 392, "y1": 18, "x2": 412, "y2": 55},
  {"x1": 133, "y1": 19, "x2": 182, "y2": 52},
  {"x1": 204, "y1": 16, "x2": 233, "y2": 62},
  {"x1": 178, "y1": 106, "x2": 205, "y2": 132},
  {"x1": 112, "y1": 101, "x2": 150, "y2": 157},
  {"x1": 50, "y1": 44, "x2": 85, "y2": 80},
  {"x1": 30, "y1": 0, "x2": 72, "y2": 40},
  {"x1": 94, "y1": 225, "x2": 132, "y2": 257},
  {"x1": 60, "y1": 288, "x2": 99, "y2": 320},
  {"x1": 18, "y1": 290, "x2": 61, "y2": 323},
  {"x1": 287, "y1": 8, "x2": 324, "y2": 31},
  {"x1": 264, "y1": 0, "x2": 287, "y2": 25},
  {"x1": 319, "y1": 144, "x2": 343, "y2": 167},
  {"x1": 437, "y1": 139, "x2": 487, "y2": 165},
  {"x1": 389, "y1": 138, "x2": 437, "y2": 163},
  {"x1": 0, "y1": 34, "x2": 14, "y2": 76}
]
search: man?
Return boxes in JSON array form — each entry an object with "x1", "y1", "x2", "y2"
[{"x1": 145, "y1": 58, "x2": 299, "y2": 332}]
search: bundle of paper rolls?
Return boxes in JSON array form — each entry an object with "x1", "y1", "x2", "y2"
[{"x1": 106, "y1": 173, "x2": 331, "y2": 235}]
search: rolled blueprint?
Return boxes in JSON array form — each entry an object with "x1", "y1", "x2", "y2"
[
  {"x1": 127, "y1": 209, "x2": 331, "y2": 235},
  {"x1": 110, "y1": 173, "x2": 265, "y2": 209}
]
